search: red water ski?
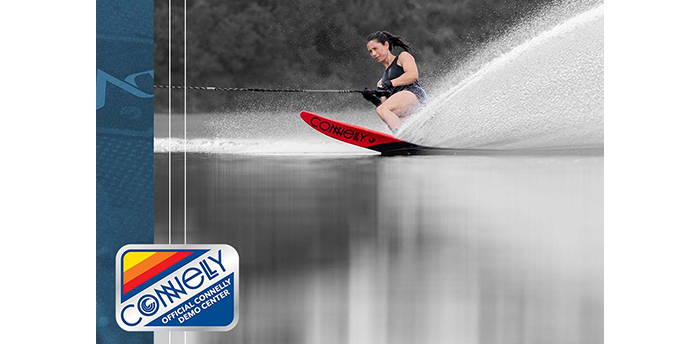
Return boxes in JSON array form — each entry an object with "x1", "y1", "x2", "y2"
[{"x1": 300, "y1": 111, "x2": 426, "y2": 155}]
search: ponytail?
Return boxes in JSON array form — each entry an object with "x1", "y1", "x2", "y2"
[{"x1": 366, "y1": 31, "x2": 411, "y2": 53}]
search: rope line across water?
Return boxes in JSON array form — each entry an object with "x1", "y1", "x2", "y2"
[{"x1": 154, "y1": 84, "x2": 362, "y2": 93}]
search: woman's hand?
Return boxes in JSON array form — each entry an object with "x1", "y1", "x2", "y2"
[
  {"x1": 361, "y1": 88, "x2": 383, "y2": 107},
  {"x1": 378, "y1": 78, "x2": 393, "y2": 91}
]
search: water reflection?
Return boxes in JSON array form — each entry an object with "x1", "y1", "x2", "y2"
[{"x1": 155, "y1": 153, "x2": 602, "y2": 344}]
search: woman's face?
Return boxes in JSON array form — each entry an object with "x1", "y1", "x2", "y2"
[{"x1": 367, "y1": 40, "x2": 390, "y2": 62}]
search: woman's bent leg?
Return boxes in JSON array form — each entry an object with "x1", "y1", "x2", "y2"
[{"x1": 375, "y1": 91, "x2": 420, "y2": 131}]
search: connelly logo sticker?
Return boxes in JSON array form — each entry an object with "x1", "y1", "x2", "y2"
[{"x1": 115, "y1": 244, "x2": 239, "y2": 331}]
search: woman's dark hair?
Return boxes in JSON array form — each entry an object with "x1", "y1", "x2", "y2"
[{"x1": 367, "y1": 31, "x2": 411, "y2": 53}]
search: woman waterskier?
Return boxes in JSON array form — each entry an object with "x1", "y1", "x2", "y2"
[{"x1": 361, "y1": 31, "x2": 427, "y2": 132}]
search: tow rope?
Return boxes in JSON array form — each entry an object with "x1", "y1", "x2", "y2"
[{"x1": 154, "y1": 84, "x2": 362, "y2": 93}]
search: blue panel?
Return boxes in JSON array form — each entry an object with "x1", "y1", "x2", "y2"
[{"x1": 97, "y1": 0, "x2": 154, "y2": 342}]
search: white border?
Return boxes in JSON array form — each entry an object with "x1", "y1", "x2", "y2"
[
  {"x1": 2, "y1": 1, "x2": 95, "y2": 342},
  {"x1": 606, "y1": 1, "x2": 700, "y2": 344}
]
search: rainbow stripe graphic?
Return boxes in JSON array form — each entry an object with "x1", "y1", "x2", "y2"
[{"x1": 120, "y1": 249, "x2": 208, "y2": 302}]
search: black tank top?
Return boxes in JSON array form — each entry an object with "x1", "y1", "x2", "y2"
[{"x1": 381, "y1": 52, "x2": 423, "y2": 94}]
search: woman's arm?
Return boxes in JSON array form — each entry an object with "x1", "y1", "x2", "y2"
[{"x1": 388, "y1": 52, "x2": 419, "y2": 87}]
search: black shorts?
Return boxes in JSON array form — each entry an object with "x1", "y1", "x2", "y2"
[
  {"x1": 406, "y1": 84, "x2": 428, "y2": 104},
  {"x1": 391, "y1": 84, "x2": 428, "y2": 104}
]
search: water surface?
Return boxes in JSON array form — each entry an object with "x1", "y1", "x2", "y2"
[{"x1": 155, "y1": 152, "x2": 602, "y2": 344}]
